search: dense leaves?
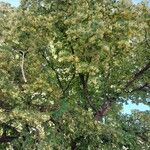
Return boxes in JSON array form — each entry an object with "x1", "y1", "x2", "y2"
[{"x1": 0, "y1": 0, "x2": 150, "y2": 149}]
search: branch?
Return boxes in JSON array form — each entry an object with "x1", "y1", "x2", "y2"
[
  {"x1": 79, "y1": 73, "x2": 96, "y2": 111},
  {"x1": 42, "y1": 52, "x2": 64, "y2": 92},
  {"x1": 125, "y1": 62, "x2": 150, "y2": 88},
  {"x1": 144, "y1": 28, "x2": 150, "y2": 48},
  {"x1": 61, "y1": 41, "x2": 76, "y2": 94},
  {"x1": 53, "y1": 67, "x2": 64, "y2": 92},
  {"x1": 20, "y1": 51, "x2": 27, "y2": 83},
  {"x1": 94, "y1": 62, "x2": 150, "y2": 121},
  {"x1": 42, "y1": 51, "x2": 76, "y2": 95},
  {"x1": 0, "y1": 135, "x2": 18, "y2": 143},
  {"x1": 63, "y1": 73, "x2": 75, "y2": 93},
  {"x1": 94, "y1": 97, "x2": 116, "y2": 121},
  {"x1": 130, "y1": 83, "x2": 150, "y2": 93}
]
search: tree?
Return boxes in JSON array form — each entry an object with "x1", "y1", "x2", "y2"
[{"x1": 0, "y1": 0, "x2": 150, "y2": 149}]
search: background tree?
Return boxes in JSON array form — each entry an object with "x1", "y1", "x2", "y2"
[{"x1": 0, "y1": 0, "x2": 150, "y2": 149}]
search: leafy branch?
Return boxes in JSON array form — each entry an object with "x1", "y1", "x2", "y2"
[
  {"x1": 42, "y1": 51, "x2": 75, "y2": 96},
  {"x1": 125, "y1": 61, "x2": 150, "y2": 89}
]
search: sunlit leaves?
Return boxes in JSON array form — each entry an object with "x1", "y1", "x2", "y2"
[{"x1": 0, "y1": 0, "x2": 150, "y2": 149}]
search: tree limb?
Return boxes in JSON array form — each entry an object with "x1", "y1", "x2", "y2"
[
  {"x1": 20, "y1": 51, "x2": 27, "y2": 83},
  {"x1": 0, "y1": 135, "x2": 18, "y2": 143},
  {"x1": 125, "y1": 62, "x2": 150, "y2": 88},
  {"x1": 79, "y1": 73, "x2": 97, "y2": 111},
  {"x1": 130, "y1": 83, "x2": 150, "y2": 93},
  {"x1": 94, "y1": 97, "x2": 116, "y2": 121}
]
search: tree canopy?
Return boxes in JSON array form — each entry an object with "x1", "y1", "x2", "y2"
[{"x1": 0, "y1": 0, "x2": 150, "y2": 149}]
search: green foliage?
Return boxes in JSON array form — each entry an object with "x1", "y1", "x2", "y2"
[{"x1": 0, "y1": 0, "x2": 150, "y2": 149}]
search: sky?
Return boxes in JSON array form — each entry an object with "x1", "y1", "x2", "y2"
[
  {"x1": 1, "y1": 0, "x2": 150, "y2": 114},
  {"x1": 1, "y1": 0, "x2": 20, "y2": 7},
  {"x1": 1, "y1": 0, "x2": 150, "y2": 7},
  {"x1": 122, "y1": 101, "x2": 150, "y2": 114}
]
